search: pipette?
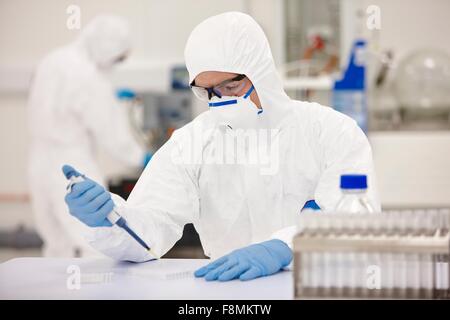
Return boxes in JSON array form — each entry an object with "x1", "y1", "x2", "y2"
[{"x1": 63, "y1": 166, "x2": 154, "y2": 255}]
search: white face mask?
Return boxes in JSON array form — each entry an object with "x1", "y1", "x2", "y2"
[{"x1": 208, "y1": 85, "x2": 263, "y2": 130}]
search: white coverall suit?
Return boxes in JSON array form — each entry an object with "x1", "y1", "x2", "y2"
[
  {"x1": 84, "y1": 12, "x2": 380, "y2": 262},
  {"x1": 27, "y1": 15, "x2": 144, "y2": 257}
]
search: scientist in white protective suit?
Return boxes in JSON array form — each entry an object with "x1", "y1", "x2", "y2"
[
  {"x1": 63, "y1": 12, "x2": 380, "y2": 281},
  {"x1": 28, "y1": 15, "x2": 146, "y2": 258}
]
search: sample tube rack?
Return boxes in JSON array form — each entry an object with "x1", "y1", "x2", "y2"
[{"x1": 293, "y1": 209, "x2": 450, "y2": 299}]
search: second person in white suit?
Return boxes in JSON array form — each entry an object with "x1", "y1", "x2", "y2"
[{"x1": 28, "y1": 15, "x2": 146, "y2": 257}]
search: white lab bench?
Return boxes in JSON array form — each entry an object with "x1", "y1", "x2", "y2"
[{"x1": 0, "y1": 258, "x2": 293, "y2": 299}]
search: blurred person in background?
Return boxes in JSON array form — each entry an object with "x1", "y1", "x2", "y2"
[{"x1": 27, "y1": 15, "x2": 146, "y2": 257}]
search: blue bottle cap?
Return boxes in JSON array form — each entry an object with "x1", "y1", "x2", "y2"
[{"x1": 340, "y1": 174, "x2": 367, "y2": 189}]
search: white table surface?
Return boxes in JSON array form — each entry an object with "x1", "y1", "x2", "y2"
[{"x1": 0, "y1": 258, "x2": 293, "y2": 299}]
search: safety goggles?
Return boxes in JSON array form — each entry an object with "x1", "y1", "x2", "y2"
[{"x1": 190, "y1": 74, "x2": 247, "y2": 101}]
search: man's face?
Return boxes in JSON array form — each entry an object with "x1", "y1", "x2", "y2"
[
  {"x1": 99, "y1": 51, "x2": 129, "y2": 71},
  {"x1": 194, "y1": 71, "x2": 261, "y2": 107},
  {"x1": 113, "y1": 51, "x2": 129, "y2": 65}
]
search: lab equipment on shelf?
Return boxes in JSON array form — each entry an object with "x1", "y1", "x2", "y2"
[{"x1": 333, "y1": 39, "x2": 368, "y2": 132}]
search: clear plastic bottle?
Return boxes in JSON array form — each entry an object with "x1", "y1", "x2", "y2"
[
  {"x1": 334, "y1": 174, "x2": 376, "y2": 297},
  {"x1": 335, "y1": 174, "x2": 376, "y2": 214}
]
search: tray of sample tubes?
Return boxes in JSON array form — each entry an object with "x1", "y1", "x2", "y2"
[{"x1": 293, "y1": 209, "x2": 450, "y2": 299}]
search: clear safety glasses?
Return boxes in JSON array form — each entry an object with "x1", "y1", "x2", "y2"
[{"x1": 190, "y1": 74, "x2": 247, "y2": 101}]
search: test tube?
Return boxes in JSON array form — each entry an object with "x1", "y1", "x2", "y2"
[
  {"x1": 300, "y1": 252, "x2": 310, "y2": 296},
  {"x1": 310, "y1": 251, "x2": 320, "y2": 296},
  {"x1": 318, "y1": 216, "x2": 332, "y2": 296},
  {"x1": 359, "y1": 216, "x2": 370, "y2": 298},
  {"x1": 409, "y1": 211, "x2": 421, "y2": 298},
  {"x1": 397, "y1": 212, "x2": 409, "y2": 298},
  {"x1": 439, "y1": 209, "x2": 450, "y2": 298},
  {"x1": 375, "y1": 214, "x2": 386, "y2": 297},
  {"x1": 345, "y1": 216, "x2": 358, "y2": 297}
]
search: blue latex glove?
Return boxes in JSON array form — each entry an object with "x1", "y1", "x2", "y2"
[
  {"x1": 62, "y1": 165, "x2": 113, "y2": 227},
  {"x1": 116, "y1": 88, "x2": 136, "y2": 100},
  {"x1": 143, "y1": 152, "x2": 153, "y2": 168},
  {"x1": 301, "y1": 199, "x2": 321, "y2": 211},
  {"x1": 194, "y1": 239, "x2": 292, "y2": 282}
]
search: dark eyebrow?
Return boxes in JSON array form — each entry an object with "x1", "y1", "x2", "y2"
[
  {"x1": 222, "y1": 74, "x2": 245, "y2": 85},
  {"x1": 192, "y1": 74, "x2": 245, "y2": 89}
]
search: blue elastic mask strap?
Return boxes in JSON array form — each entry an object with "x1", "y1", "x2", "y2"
[
  {"x1": 209, "y1": 99, "x2": 238, "y2": 107},
  {"x1": 243, "y1": 85, "x2": 263, "y2": 114},
  {"x1": 208, "y1": 85, "x2": 254, "y2": 107},
  {"x1": 243, "y1": 85, "x2": 254, "y2": 99}
]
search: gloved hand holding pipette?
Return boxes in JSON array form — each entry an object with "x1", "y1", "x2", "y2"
[
  {"x1": 62, "y1": 165, "x2": 153, "y2": 253},
  {"x1": 63, "y1": 166, "x2": 113, "y2": 227}
]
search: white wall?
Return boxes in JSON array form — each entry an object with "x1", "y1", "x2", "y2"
[
  {"x1": 341, "y1": 0, "x2": 450, "y2": 65},
  {"x1": 370, "y1": 132, "x2": 450, "y2": 208},
  {"x1": 0, "y1": 0, "x2": 250, "y2": 65}
]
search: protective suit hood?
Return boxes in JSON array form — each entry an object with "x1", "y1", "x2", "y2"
[
  {"x1": 77, "y1": 14, "x2": 131, "y2": 69},
  {"x1": 184, "y1": 12, "x2": 292, "y2": 127}
]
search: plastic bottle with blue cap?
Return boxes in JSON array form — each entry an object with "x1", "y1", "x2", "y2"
[
  {"x1": 332, "y1": 39, "x2": 368, "y2": 132},
  {"x1": 335, "y1": 174, "x2": 376, "y2": 214},
  {"x1": 334, "y1": 174, "x2": 377, "y2": 296}
]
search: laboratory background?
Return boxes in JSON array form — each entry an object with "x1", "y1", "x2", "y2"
[{"x1": 0, "y1": 0, "x2": 450, "y2": 263}]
